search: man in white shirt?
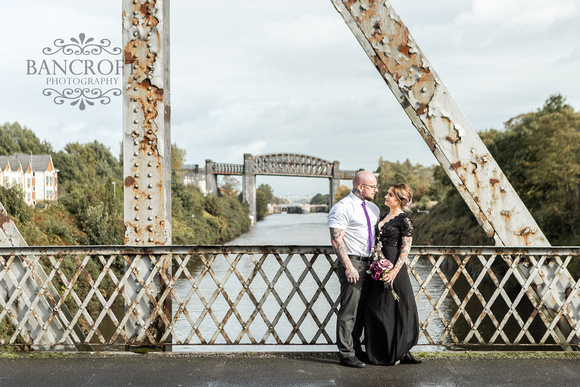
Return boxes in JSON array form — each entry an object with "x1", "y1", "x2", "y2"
[{"x1": 328, "y1": 170, "x2": 380, "y2": 368}]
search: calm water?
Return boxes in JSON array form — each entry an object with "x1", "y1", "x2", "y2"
[
  {"x1": 226, "y1": 212, "x2": 330, "y2": 245},
  {"x1": 172, "y1": 213, "x2": 447, "y2": 352}
]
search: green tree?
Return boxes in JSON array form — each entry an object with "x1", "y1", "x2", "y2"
[
  {"x1": 257, "y1": 184, "x2": 274, "y2": 203},
  {"x1": 219, "y1": 176, "x2": 240, "y2": 197},
  {"x1": 0, "y1": 122, "x2": 53, "y2": 155},
  {"x1": 254, "y1": 184, "x2": 276, "y2": 221},
  {"x1": 310, "y1": 193, "x2": 329, "y2": 205},
  {"x1": 481, "y1": 94, "x2": 580, "y2": 245},
  {"x1": 374, "y1": 159, "x2": 436, "y2": 212},
  {"x1": 255, "y1": 189, "x2": 269, "y2": 221}
]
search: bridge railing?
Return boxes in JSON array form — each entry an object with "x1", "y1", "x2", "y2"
[{"x1": 0, "y1": 246, "x2": 578, "y2": 350}]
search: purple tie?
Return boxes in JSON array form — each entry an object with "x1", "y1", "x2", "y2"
[{"x1": 361, "y1": 202, "x2": 373, "y2": 255}]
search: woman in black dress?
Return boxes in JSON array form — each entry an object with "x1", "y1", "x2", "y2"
[{"x1": 364, "y1": 183, "x2": 421, "y2": 365}]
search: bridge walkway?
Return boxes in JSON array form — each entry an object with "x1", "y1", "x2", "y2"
[{"x1": 0, "y1": 351, "x2": 578, "y2": 386}]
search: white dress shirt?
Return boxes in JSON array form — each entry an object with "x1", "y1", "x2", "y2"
[{"x1": 328, "y1": 192, "x2": 380, "y2": 257}]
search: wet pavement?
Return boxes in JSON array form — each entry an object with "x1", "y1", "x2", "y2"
[{"x1": 0, "y1": 351, "x2": 578, "y2": 386}]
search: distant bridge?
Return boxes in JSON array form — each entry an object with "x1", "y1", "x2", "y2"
[
  {"x1": 183, "y1": 153, "x2": 360, "y2": 222},
  {"x1": 270, "y1": 203, "x2": 329, "y2": 214}
]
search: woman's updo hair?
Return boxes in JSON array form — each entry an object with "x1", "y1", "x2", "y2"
[{"x1": 391, "y1": 183, "x2": 413, "y2": 211}]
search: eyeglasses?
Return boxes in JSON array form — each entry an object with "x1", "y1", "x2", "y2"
[{"x1": 360, "y1": 184, "x2": 378, "y2": 190}]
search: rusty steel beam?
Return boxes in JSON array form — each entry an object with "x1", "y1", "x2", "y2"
[
  {"x1": 331, "y1": 0, "x2": 578, "y2": 348},
  {"x1": 122, "y1": 0, "x2": 171, "y2": 345},
  {"x1": 122, "y1": 0, "x2": 171, "y2": 245},
  {"x1": 331, "y1": 0, "x2": 548, "y2": 247}
]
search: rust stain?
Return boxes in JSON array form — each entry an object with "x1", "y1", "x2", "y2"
[
  {"x1": 398, "y1": 43, "x2": 411, "y2": 57},
  {"x1": 451, "y1": 161, "x2": 462, "y2": 170},
  {"x1": 445, "y1": 135, "x2": 460, "y2": 144},
  {"x1": 490, "y1": 178, "x2": 500, "y2": 186},
  {"x1": 0, "y1": 210, "x2": 11, "y2": 229},
  {"x1": 425, "y1": 134, "x2": 437, "y2": 152},
  {"x1": 124, "y1": 175, "x2": 136, "y2": 188},
  {"x1": 164, "y1": 105, "x2": 171, "y2": 121}
]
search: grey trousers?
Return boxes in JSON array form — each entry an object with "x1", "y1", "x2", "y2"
[{"x1": 336, "y1": 256, "x2": 371, "y2": 359}]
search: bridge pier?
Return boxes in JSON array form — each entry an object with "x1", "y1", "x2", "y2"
[
  {"x1": 204, "y1": 159, "x2": 218, "y2": 196},
  {"x1": 330, "y1": 161, "x2": 340, "y2": 206}
]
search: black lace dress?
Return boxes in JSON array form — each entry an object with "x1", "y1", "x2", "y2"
[{"x1": 364, "y1": 212, "x2": 420, "y2": 365}]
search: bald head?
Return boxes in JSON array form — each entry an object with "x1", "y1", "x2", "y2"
[
  {"x1": 353, "y1": 170, "x2": 375, "y2": 187},
  {"x1": 352, "y1": 171, "x2": 377, "y2": 201}
]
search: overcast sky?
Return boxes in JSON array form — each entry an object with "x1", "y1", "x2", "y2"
[{"x1": 2, "y1": 0, "x2": 579, "y2": 196}]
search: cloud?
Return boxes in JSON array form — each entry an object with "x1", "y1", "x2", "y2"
[
  {"x1": 459, "y1": 0, "x2": 579, "y2": 31},
  {"x1": 262, "y1": 13, "x2": 349, "y2": 48}
]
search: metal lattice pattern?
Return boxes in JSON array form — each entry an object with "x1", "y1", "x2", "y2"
[
  {"x1": 0, "y1": 246, "x2": 578, "y2": 349},
  {"x1": 253, "y1": 154, "x2": 334, "y2": 177}
]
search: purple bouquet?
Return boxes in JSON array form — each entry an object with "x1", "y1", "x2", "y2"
[{"x1": 367, "y1": 258, "x2": 400, "y2": 302}]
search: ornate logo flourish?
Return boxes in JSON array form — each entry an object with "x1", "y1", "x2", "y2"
[
  {"x1": 42, "y1": 33, "x2": 122, "y2": 56},
  {"x1": 42, "y1": 88, "x2": 122, "y2": 111}
]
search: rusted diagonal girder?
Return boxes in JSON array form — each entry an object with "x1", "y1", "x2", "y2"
[
  {"x1": 0, "y1": 202, "x2": 82, "y2": 349},
  {"x1": 331, "y1": 0, "x2": 578, "y2": 349},
  {"x1": 331, "y1": 0, "x2": 548, "y2": 247}
]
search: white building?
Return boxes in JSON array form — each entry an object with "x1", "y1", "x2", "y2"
[{"x1": 0, "y1": 153, "x2": 58, "y2": 205}]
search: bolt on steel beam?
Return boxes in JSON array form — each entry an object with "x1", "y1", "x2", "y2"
[{"x1": 122, "y1": 0, "x2": 171, "y2": 345}]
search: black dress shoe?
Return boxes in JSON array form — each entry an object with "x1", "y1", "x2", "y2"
[
  {"x1": 400, "y1": 352, "x2": 422, "y2": 364},
  {"x1": 340, "y1": 356, "x2": 366, "y2": 368},
  {"x1": 355, "y1": 351, "x2": 370, "y2": 364}
]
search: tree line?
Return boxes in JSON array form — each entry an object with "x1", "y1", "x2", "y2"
[{"x1": 0, "y1": 122, "x2": 250, "y2": 246}]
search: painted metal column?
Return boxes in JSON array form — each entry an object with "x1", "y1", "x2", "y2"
[
  {"x1": 122, "y1": 0, "x2": 171, "y2": 345},
  {"x1": 330, "y1": 161, "x2": 341, "y2": 205},
  {"x1": 331, "y1": 0, "x2": 577, "y2": 347},
  {"x1": 242, "y1": 154, "x2": 257, "y2": 223}
]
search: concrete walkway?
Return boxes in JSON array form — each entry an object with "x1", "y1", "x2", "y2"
[{"x1": 0, "y1": 351, "x2": 578, "y2": 386}]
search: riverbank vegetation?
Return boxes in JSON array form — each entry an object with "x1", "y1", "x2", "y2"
[{"x1": 0, "y1": 123, "x2": 250, "y2": 246}]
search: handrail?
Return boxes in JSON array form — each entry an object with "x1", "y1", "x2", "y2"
[{"x1": 0, "y1": 245, "x2": 578, "y2": 350}]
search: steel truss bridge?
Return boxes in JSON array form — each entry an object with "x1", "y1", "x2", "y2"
[
  {"x1": 183, "y1": 153, "x2": 360, "y2": 222},
  {"x1": 0, "y1": 0, "x2": 578, "y2": 353}
]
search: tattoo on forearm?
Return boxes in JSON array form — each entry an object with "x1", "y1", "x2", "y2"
[
  {"x1": 394, "y1": 236, "x2": 412, "y2": 272},
  {"x1": 330, "y1": 228, "x2": 351, "y2": 267},
  {"x1": 330, "y1": 228, "x2": 344, "y2": 241}
]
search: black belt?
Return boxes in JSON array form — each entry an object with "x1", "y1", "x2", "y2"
[{"x1": 349, "y1": 255, "x2": 372, "y2": 262}]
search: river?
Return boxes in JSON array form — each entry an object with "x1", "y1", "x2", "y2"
[{"x1": 172, "y1": 213, "x2": 447, "y2": 352}]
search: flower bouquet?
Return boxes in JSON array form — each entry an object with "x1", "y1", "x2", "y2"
[{"x1": 367, "y1": 243, "x2": 400, "y2": 301}]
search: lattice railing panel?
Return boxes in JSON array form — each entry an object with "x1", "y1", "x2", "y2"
[{"x1": 0, "y1": 246, "x2": 578, "y2": 350}]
